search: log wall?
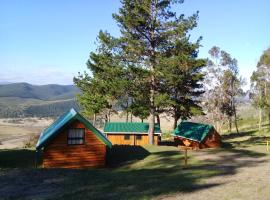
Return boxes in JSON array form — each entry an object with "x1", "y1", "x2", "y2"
[
  {"x1": 43, "y1": 120, "x2": 106, "y2": 169},
  {"x1": 106, "y1": 134, "x2": 159, "y2": 146}
]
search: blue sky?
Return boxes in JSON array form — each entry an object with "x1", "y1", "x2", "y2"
[{"x1": 0, "y1": 0, "x2": 269, "y2": 89}]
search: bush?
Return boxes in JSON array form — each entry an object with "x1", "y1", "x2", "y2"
[{"x1": 23, "y1": 134, "x2": 39, "y2": 148}]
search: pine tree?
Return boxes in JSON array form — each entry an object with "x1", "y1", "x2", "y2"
[
  {"x1": 75, "y1": 0, "x2": 204, "y2": 144},
  {"x1": 112, "y1": 0, "x2": 203, "y2": 143},
  {"x1": 156, "y1": 38, "x2": 206, "y2": 128}
]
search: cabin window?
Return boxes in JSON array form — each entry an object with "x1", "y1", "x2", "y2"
[
  {"x1": 136, "y1": 135, "x2": 142, "y2": 140},
  {"x1": 67, "y1": 129, "x2": 85, "y2": 145},
  {"x1": 124, "y1": 135, "x2": 130, "y2": 140}
]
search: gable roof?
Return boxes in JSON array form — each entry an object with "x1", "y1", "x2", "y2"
[
  {"x1": 36, "y1": 108, "x2": 112, "y2": 149},
  {"x1": 104, "y1": 122, "x2": 161, "y2": 134},
  {"x1": 172, "y1": 121, "x2": 214, "y2": 143}
]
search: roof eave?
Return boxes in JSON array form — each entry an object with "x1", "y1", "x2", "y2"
[{"x1": 172, "y1": 134, "x2": 201, "y2": 143}]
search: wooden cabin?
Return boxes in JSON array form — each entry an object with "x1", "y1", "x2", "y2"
[
  {"x1": 172, "y1": 121, "x2": 221, "y2": 149},
  {"x1": 104, "y1": 122, "x2": 161, "y2": 146},
  {"x1": 36, "y1": 108, "x2": 112, "y2": 169}
]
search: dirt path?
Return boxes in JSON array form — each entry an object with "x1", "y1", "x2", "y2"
[{"x1": 158, "y1": 147, "x2": 270, "y2": 200}]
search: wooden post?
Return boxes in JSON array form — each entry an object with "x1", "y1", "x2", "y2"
[
  {"x1": 184, "y1": 148, "x2": 187, "y2": 167},
  {"x1": 179, "y1": 145, "x2": 190, "y2": 168},
  {"x1": 35, "y1": 150, "x2": 38, "y2": 168}
]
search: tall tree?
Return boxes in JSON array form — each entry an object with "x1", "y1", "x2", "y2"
[
  {"x1": 204, "y1": 46, "x2": 243, "y2": 132},
  {"x1": 156, "y1": 39, "x2": 206, "y2": 129},
  {"x1": 250, "y1": 48, "x2": 270, "y2": 129},
  {"x1": 75, "y1": 0, "x2": 204, "y2": 144},
  {"x1": 204, "y1": 46, "x2": 227, "y2": 131},
  {"x1": 113, "y1": 0, "x2": 202, "y2": 143},
  {"x1": 74, "y1": 73, "x2": 108, "y2": 126},
  {"x1": 74, "y1": 31, "x2": 126, "y2": 125}
]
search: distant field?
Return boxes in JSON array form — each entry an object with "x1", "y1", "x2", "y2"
[
  {"x1": 0, "y1": 102, "x2": 266, "y2": 149},
  {"x1": 0, "y1": 118, "x2": 52, "y2": 149}
]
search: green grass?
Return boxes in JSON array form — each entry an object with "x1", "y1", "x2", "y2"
[
  {"x1": 0, "y1": 145, "x2": 222, "y2": 200},
  {"x1": 57, "y1": 145, "x2": 221, "y2": 200}
]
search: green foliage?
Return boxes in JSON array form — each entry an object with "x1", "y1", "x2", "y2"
[
  {"x1": 250, "y1": 48, "x2": 270, "y2": 109},
  {"x1": 24, "y1": 99, "x2": 79, "y2": 117},
  {"x1": 204, "y1": 46, "x2": 244, "y2": 132},
  {"x1": 75, "y1": 0, "x2": 205, "y2": 134}
]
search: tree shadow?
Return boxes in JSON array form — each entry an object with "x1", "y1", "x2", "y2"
[
  {"x1": 222, "y1": 130, "x2": 257, "y2": 140},
  {"x1": 189, "y1": 147, "x2": 267, "y2": 178},
  {"x1": 158, "y1": 140, "x2": 176, "y2": 146},
  {"x1": 0, "y1": 149, "x2": 40, "y2": 168},
  {"x1": 106, "y1": 145, "x2": 150, "y2": 167}
]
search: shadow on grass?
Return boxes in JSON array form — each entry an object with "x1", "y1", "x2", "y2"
[
  {"x1": 0, "y1": 149, "x2": 41, "y2": 168},
  {"x1": 106, "y1": 145, "x2": 150, "y2": 167},
  {"x1": 190, "y1": 147, "x2": 267, "y2": 178},
  {"x1": 158, "y1": 140, "x2": 176, "y2": 146},
  {"x1": 0, "y1": 144, "x2": 268, "y2": 200},
  {"x1": 222, "y1": 129, "x2": 270, "y2": 148},
  {"x1": 222, "y1": 130, "x2": 257, "y2": 140}
]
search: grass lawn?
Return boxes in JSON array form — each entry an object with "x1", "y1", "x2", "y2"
[
  {"x1": 0, "y1": 145, "x2": 218, "y2": 200},
  {"x1": 0, "y1": 128, "x2": 270, "y2": 200}
]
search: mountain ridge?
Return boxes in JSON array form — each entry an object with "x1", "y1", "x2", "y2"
[
  {"x1": 0, "y1": 82, "x2": 80, "y2": 101},
  {"x1": 0, "y1": 82, "x2": 80, "y2": 118}
]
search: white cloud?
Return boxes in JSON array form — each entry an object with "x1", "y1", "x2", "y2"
[{"x1": 0, "y1": 66, "x2": 77, "y2": 85}]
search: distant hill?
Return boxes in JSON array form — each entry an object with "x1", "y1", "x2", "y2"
[
  {"x1": 0, "y1": 82, "x2": 80, "y2": 100},
  {"x1": 0, "y1": 81, "x2": 12, "y2": 85},
  {"x1": 0, "y1": 83, "x2": 80, "y2": 118}
]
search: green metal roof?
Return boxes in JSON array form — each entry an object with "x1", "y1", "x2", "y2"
[
  {"x1": 172, "y1": 121, "x2": 214, "y2": 143},
  {"x1": 104, "y1": 122, "x2": 161, "y2": 134},
  {"x1": 36, "y1": 108, "x2": 112, "y2": 149}
]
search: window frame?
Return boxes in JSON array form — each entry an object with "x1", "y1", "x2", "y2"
[
  {"x1": 136, "y1": 135, "x2": 142, "y2": 140},
  {"x1": 124, "y1": 134, "x2": 130, "y2": 140},
  {"x1": 67, "y1": 128, "x2": 85, "y2": 145}
]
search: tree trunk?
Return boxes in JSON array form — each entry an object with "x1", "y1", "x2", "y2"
[
  {"x1": 126, "y1": 111, "x2": 129, "y2": 122},
  {"x1": 148, "y1": 96, "x2": 155, "y2": 144},
  {"x1": 148, "y1": 73, "x2": 155, "y2": 145},
  {"x1": 156, "y1": 114, "x2": 160, "y2": 127},
  {"x1": 233, "y1": 103, "x2": 239, "y2": 134},
  {"x1": 259, "y1": 108, "x2": 262, "y2": 131},
  {"x1": 130, "y1": 111, "x2": 133, "y2": 122},
  {"x1": 93, "y1": 113, "x2": 96, "y2": 127},
  {"x1": 173, "y1": 117, "x2": 178, "y2": 129},
  {"x1": 268, "y1": 112, "x2": 270, "y2": 126},
  {"x1": 229, "y1": 117, "x2": 232, "y2": 133}
]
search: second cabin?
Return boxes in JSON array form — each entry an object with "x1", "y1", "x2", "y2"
[
  {"x1": 104, "y1": 122, "x2": 161, "y2": 145},
  {"x1": 172, "y1": 121, "x2": 221, "y2": 149}
]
